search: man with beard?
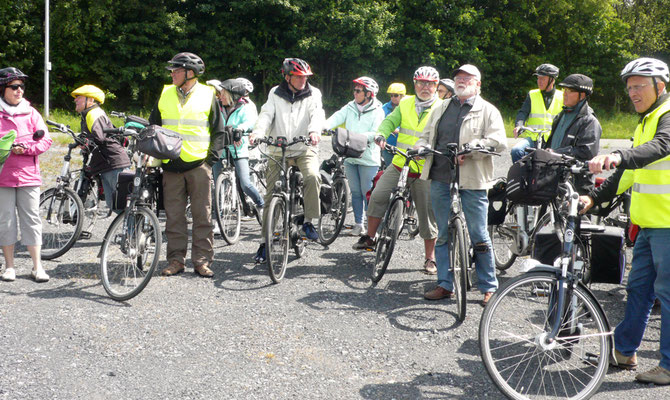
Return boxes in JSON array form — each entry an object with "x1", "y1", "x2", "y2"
[
  {"x1": 416, "y1": 64, "x2": 507, "y2": 305},
  {"x1": 353, "y1": 66, "x2": 442, "y2": 276}
]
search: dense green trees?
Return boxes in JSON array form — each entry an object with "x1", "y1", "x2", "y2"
[{"x1": 0, "y1": 0, "x2": 667, "y2": 113}]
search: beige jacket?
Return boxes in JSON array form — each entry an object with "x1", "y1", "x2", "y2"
[{"x1": 416, "y1": 95, "x2": 507, "y2": 190}]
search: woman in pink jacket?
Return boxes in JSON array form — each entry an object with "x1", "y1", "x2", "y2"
[{"x1": 0, "y1": 67, "x2": 52, "y2": 282}]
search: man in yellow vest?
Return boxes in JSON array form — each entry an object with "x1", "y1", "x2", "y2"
[
  {"x1": 582, "y1": 57, "x2": 670, "y2": 385},
  {"x1": 71, "y1": 85, "x2": 130, "y2": 214},
  {"x1": 511, "y1": 63, "x2": 563, "y2": 162},
  {"x1": 149, "y1": 52, "x2": 226, "y2": 278},
  {"x1": 353, "y1": 66, "x2": 442, "y2": 275}
]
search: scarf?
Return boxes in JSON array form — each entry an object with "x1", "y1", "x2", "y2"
[
  {"x1": 0, "y1": 97, "x2": 31, "y2": 116},
  {"x1": 415, "y1": 94, "x2": 437, "y2": 116}
]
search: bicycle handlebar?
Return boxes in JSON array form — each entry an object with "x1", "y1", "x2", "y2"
[{"x1": 254, "y1": 136, "x2": 312, "y2": 148}]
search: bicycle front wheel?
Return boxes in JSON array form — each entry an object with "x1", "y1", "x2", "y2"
[
  {"x1": 266, "y1": 197, "x2": 289, "y2": 283},
  {"x1": 317, "y1": 177, "x2": 349, "y2": 245},
  {"x1": 39, "y1": 187, "x2": 84, "y2": 260},
  {"x1": 249, "y1": 165, "x2": 266, "y2": 225},
  {"x1": 479, "y1": 272, "x2": 610, "y2": 400},
  {"x1": 451, "y1": 216, "x2": 468, "y2": 322},
  {"x1": 489, "y1": 206, "x2": 517, "y2": 271},
  {"x1": 100, "y1": 206, "x2": 161, "y2": 301},
  {"x1": 215, "y1": 171, "x2": 241, "y2": 245},
  {"x1": 371, "y1": 197, "x2": 404, "y2": 283}
]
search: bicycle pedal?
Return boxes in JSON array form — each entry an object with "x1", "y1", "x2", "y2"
[{"x1": 79, "y1": 231, "x2": 92, "y2": 240}]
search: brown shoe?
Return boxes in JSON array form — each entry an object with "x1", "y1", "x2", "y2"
[
  {"x1": 194, "y1": 262, "x2": 214, "y2": 278},
  {"x1": 162, "y1": 260, "x2": 185, "y2": 276},
  {"x1": 481, "y1": 292, "x2": 494, "y2": 307},
  {"x1": 610, "y1": 349, "x2": 638, "y2": 370},
  {"x1": 423, "y1": 259, "x2": 437, "y2": 275},
  {"x1": 636, "y1": 365, "x2": 670, "y2": 385},
  {"x1": 424, "y1": 286, "x2": 454, "y2": 300}
]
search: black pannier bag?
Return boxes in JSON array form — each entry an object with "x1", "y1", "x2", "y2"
[
  {"x1": 331, "y1": 127, "x2": 367, "y2": 158},
  {"x1": 319, "y1": 170, "x2": 334, "y2": 214},
  {"x1": 113, "y1": 171, "x2": 136, "y2": 210},
  {"x1": 506, "y1": 148, "x2": 563, "y2": 206},
  {"x1": 488, "y1": 178, "x2": 507, "y2": 225},
  {"x1": 532, "y1": 224, "x2": 562, "y2": 266},
  {"x1": 137, "y1": 125, "x2": 183, "y2": 160},
  {"x1": 590, "y1": 226, "x2": 626, "y2": 284}
]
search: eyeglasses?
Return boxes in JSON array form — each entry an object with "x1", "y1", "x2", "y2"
[
  {"x1": 7, "y1": 83, "x2": 25, "y2": 91},
  {"x1": 169, "y1": 68, "x2": 185, "y2": 75},
  {"x1": 353, "y1": 88, "x2": 365, "y2": 94},
  {"x1": 415, "y1": 81, "x2": 436, "y2": 88},
  {"x1": 390, "y1": 94, "x2": 402, "y2": 98},
  {"x1": 454, "y1": 76, "x2": 476, "y2": 83},
  {"x1": 626, "y1": 83, "x2": 651, "y2": 94}
]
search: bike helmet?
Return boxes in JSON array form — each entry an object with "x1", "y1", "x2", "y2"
[
  {"x1": 71, "y1": 84, "x2": 105, "y2": 104},
  {"x1": 166, "y1": 52, "x2": 205, "y2": 76},
  {"x1": 438, "y1": 79, "x2": 455, "y2": 93},
  {"x1": 0, "y1": 67, "x2": 28, "y2": 85},
  {"x1": 558, "y1": 74, "x2": 593, "y2": 95},
  {"x1": 220, "y1": 78, "x2": 247, "y2": 102},
  {"x1": 413, "y1": 66, "x2": 439, "y2": 82},
  {"x1": 387, "y1": 82, "x2": 406, "y2": 95},
  {"x1": 533, "y1": 63, "x2": 560, "y2": 78},
  {"x1": 621, "y1": 57, "x2": 670, "y2": 83},
  {"x1": 352, "y1": 76, "x2": 379, "y2": 97},
  {"x1": 281, "y1": 58, "x2": 313, "y2": 76},
  {"x1": 206, "y1": 79, "x2": 223, "y2": 93},
  {"x1": 236, "y1": 77, "x2": 254, "y2": 94}
]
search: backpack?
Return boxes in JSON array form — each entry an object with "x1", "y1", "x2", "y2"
[{"x1": 506, "y1": 149, "x2": 563, "y2": 206}]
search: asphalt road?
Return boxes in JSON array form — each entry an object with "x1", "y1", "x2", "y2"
[{"x1": 1, "y1": 137, "x2": 668, "y2": 399}]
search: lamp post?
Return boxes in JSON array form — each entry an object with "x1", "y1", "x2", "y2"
[{"x1": 44, "y1": 0, "x2": 50, "y2": 117}]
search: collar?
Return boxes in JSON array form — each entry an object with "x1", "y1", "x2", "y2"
[
  {"x1": 275, "y1": 80, "x2": 313, "y2": 103},
  {"x1": 0, "y1": 97, "x2": 31, "y2": 116}
]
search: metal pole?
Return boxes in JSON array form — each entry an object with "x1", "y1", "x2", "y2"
[{"x1": 44, "y1": 0, "x2": 50, "y2": 117}]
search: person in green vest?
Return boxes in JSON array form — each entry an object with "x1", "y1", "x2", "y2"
[
  {"x1": 511, "y1": 63, "x2": 564, "y2": 162},
  {"x1": 149, "y1": 52, "x2": 226, "y2": 278},
  {"x1": 353, "y1": 66, "x2": 442, "y2": 275},
  {"x1": 71, "y1": 85, "x2": 131, "y2": 214},
  {"x1": 581, "y1": 57, "x2": 670, "y2": 385}
]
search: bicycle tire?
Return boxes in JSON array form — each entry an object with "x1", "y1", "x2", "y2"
[
  {"x1": 249, "y1": 167, "x2": 266, "y2": 226},
  {"x1": 479, "y1": 271, "x2": 610, "y2": 400},
  {"x1": 39, "y1": 187, "x2": 85, "y2": 260},
  {"x1": 451, "y1": 216, "x2": 468, "y2": 322},
  {"x1": 317, "y1": 177, "x2": 349, "y2": 245},
  {"x1": 405, "y1": 201, "x2": 420, "y2": 238},
  {"x1": 215, "y1": 171, "x2": 242, "y2": 245},
  {"x1": 489, "y1": 205, "x2": 518, "y2": 271},
  {"x1": 100, "y1": 206, "x2": 161, "y2": 301},
  {"x1": 371, "y1": 197, "x2": 404, "y2": 283},
  {"x1": 266, "y1": 197, "x2": 289, "y2": 283}
]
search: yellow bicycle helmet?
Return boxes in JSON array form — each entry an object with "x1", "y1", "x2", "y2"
[
  {"x1": 387, "y1": 82, "x2": 406, "y2": 95},
  {"x1": 71, "y1": 85, "x2": 105, "y2": 104}
]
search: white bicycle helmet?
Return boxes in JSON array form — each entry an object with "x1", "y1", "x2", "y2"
[
  {"x1": 413, "y1": 66, "x2": 439, "y2": 82},
  {"x1": 236, "y1": 77, "x2": 254, "y2": 94},
  {"x1": 352, "y1": 76, "x2": 379, "y2": 97},
  {"x1": 621, "y1": 57, "x2": 670, "y2": 83},
  {"x1": 206, "y1": 79, "x2": 223, "y2": 92}
]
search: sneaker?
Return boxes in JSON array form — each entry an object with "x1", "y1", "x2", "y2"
[
  {"x1": 31, "y1": 267, "x2": 50, "y2": 283},
  {"x1": 636, "y1": 366, "x2": 670, "y2": 385},
  {"x1": 610, "y1": 349, "x2": 638, "y2": 370},
  {"x1": 302, "y1": 222, "x2": 319, "y2": 241},
  {"x1": 1, "y1": 268, "x2": 16, "y2": 282},
  {"x1": 212, "y1": 224, "x2": 221, "y2": 236},
  {"x1": 351, "y1": 225, "x2": 364, "y2": 237},
  {"x1": 423, "y1": 259, "x2": 437, "y2": 275},
  {"x1": 352, "y1": 235, "x2": 375, "y2": 250},
  {"x1": 254, "y1": 243, "x2": 266, "y2": 263}
]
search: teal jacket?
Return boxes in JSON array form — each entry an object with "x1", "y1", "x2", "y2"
[
  {"x1": 325, "y1": 98, "x2": 384, "y2": 167},
  {"x1": 225, "y1": 99, "x2": 258, "y2": 159}
]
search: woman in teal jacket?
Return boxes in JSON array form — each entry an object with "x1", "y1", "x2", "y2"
[{"x1": 325, "y1": 77, "x2": 384, "y2": 236}]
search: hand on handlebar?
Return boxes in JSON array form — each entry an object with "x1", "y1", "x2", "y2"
[
  {"x1": 578, "y1": 195, "x2": 595, "y2": 215},
  {"x1": 513, "y1": 126, "x2": 521, "y2": 138},
  {"x1": 309, "y1": 132, "x2": 320, "y2": 146},
  {"x1": 374, "y1": 135, "x2": 386, "y2": 148},
  {"x1": 588, "y1": 153, "x2": 621, "y2": 174}
]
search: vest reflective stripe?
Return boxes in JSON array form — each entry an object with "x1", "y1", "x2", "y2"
[
  {"x1": 158, "y1": 83, "x2": 214, "y2": 163},
  {"x1": 85, "y1": 107, "x2": 105, "y2": 132},
  {"x1": 629, "y1": 99, "x2": 670, "y2": 227},
  {"x1": 526, "y1": 89, "x2": 564, "y2": 141},
  {"x1": 392, "y1": 96, "x2": 443, "y2": 173}
]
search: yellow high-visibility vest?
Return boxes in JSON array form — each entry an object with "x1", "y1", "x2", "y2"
[
  {"x1": 393, "y1": 95, "x2": 443, "y2": 173},
  {"x1": 526, "y1": 89, "x2": 564, "y2": 141}
]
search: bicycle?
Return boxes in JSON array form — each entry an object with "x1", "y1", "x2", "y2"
[
  {"x1": 39, "y1": 120, "x2": 106, "y2": 260},
  {"x1": 479, "y1": 156, "x2": 613, "y2": 400},
  {"x1": 214, "y1": 145, "x2": 242, "y2": 245},
  {"x1": 316, "y1": 154, "x2": 349, "y2": 246},
  {"x1": 97, "y1": 116, "x2": 162, "y2": 301},
  {"x1": 238, "y1": 145, "x2": 267, "y2": 225},
  {"x1": 255, "y1": 136, "x2": 312, "y2": 283}
]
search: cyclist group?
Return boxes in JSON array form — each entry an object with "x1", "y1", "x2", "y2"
[{"x1": 1, "y1": 53, "x2": 670, "y2": 386}]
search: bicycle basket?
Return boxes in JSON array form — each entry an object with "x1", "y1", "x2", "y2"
[
  {"x1": 487, "y1": 178, "x2": 507, "y2": 225},
  {"x1": 136, "y1": 125, "x2": 182, "y2": 160},
  {"x1": 506, "y1": 149, "x2": 563, "y2": 206},
  {"x1": 331, "y1": 127, "x2": 367, "y2": 158}
]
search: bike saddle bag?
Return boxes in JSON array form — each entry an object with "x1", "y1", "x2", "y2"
[
  {"x1": 319, "y1": 170, "x2": 333, "y2": 214},
  {"x1": 137, "y1": 125, "x2": 182, "y2": 160},
  {"x1": 332, "y1": 127, "x2": 367, "y2": 158},
  {"x1": 506, "y1": 149, "x2": 563, "y2": 206},
  {"x1": 487, "y1": 178, "x2": 508, "y2": 225},
  {"x1": 590, "y1": 226, "x2": 626, "y2": 284}
]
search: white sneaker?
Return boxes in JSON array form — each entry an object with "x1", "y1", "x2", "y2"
[
  {"x1": 351, "y1": 225, "x2": 364, "y2": 237},
  {"x1": 1, "y1": 268, "x2": 16, "y2": 282},
  {"x1": 31, "y1": 267, "x2": 49, "y2": 283}
]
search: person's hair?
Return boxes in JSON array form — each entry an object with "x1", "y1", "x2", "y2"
[{"x1": 220, "y1": 89, "x2": 233, "y2": 105}]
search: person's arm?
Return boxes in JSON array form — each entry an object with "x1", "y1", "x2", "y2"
[
  {"x1": 324, "y1": 105, "x2": 348, "y2": 131},
  {"x1": 377, "y1": 105, "x2": 402, "y2": 140},
  {"x1": 466, "y1": 104, "x2": 508, "y2": 158},
  {"x1": 207, "y1": 95, "x2": 227, "y2": 165},
  {"x1": 234, "y1": 102, "x2": 258, "y2": 133},
  {"x1": 149, "y1": 100, "x2": 162, "y2": 126},
  {"x1": 553, "y1": 114, "x2": 601, "y2": 161},
  {"x1": 20, "y1": 111, "x2": 52, "y2": 156},
  {"x1": 617, "y1": 115, "x2": 670, "y2": 169},
  {"x1": 513, "y1": 94, "x2": 531, "y2": 137}
]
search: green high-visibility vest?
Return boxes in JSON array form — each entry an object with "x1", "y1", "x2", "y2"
[
  {"x1": 393, "y1": 95, "x2": 443, "y2": 173},
  {"x1": 526, "y1": 89, "x2": 564, "y2": 141}
]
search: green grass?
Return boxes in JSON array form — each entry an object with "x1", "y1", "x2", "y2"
[{"x1": 502, "y1": 111, "x2": 638, "y2": 140}]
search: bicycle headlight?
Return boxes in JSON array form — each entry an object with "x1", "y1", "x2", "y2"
[
  {"x1": 274, "y1": 181, "x2": 282, "y2": 191},
  {"x1": 134, "y1": 177, "x2": 141, "y2": 187},
  {"x1": 141, "y1": 189, "x2": 149, "y2": 199}
]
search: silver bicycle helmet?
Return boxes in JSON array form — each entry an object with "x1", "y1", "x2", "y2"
[{"x1": 621, "y1": 57, "x2": 670, "y2": 83}]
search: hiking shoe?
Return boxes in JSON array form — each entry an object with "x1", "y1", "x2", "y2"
[
  {"x1": 31, "y1": 268, "x2": 50, "y2": 283},
  {"x1": 424, "y1": 286, "x2": 453, "y2": 300},
  {"x1": 423, "y1": 259, "x2": 437, "y2": 275},
  {"x1": 162, "y1": 260, "x2": 185, "y2": 276},
  {"x1": 352, "y1": 235, "x2": 376, "y2": 250},
  {"x1": 1, "y1": 268, "x2": 16, "y2": 282},
  {"x1": 636, "y1": 366, "x2": 670, "y2": 385},
  {"x1": 302, "y1": 222, "x2": 318, "y2": 241},
  {"x1": 610, "y1": 349, "x2": 638, "y2": 370},
  {"x1": 254, "y1": 243, "x2": 267, "y2": 263},
  {"x1": 194, "y1": 262, "x2": 214, "y2": 278}
]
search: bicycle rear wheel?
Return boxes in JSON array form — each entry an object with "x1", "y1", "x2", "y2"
[
  {"x1": 215, "y1": 171, "x2": 242, "y2": 245},
  {"x1": 100, "y1": 206, "x2": 161, "y2": 301},
  {"x1": 451, "y1": 217, "x2": 468, "y2": 322},
  {"x1": 489, "y1": 205, "x2": 517, "y2": 271},
  {"x1": 39, "y1": 187, "x2": 84, "y2": 260},
  {"x1": 317, "y1": 177, "x2": 349, "y2": 245},
  {"x1": 479, "y1": 272, "x2": 610, "y2": 399},
  {"x1": 266, "y1": 197, "x2": 289, "y2": 283},
  {"x1": 371, "y1": 198, "x2": 404, "y2": 283}
]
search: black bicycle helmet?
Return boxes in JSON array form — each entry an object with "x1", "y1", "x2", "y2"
[
  {"x1": 166, "y1": 52, "x2": 205, "y2": 76},
  {"x1": 0, "y1": 67, "x2": 28, "y2": 86},
  {"x1": 220, "y1": 78, "x2": 247, "y2": 103},
  {"x1": 558, "y1": 74, "x2": 593, "y2": 95},
  {"x1": 281, "y1": 58, "x2": 313, "y2": 76},
  {"x1": 533, "y1": 63, "x2": 560, "y2": 78}
]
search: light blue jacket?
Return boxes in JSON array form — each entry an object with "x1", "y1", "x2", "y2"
[
  {"x1": 325, "y1": 98, "x2": 384, "y2": 167},
  {"x1": 225, "y1": 99, "x2": 258, "y2": 159}
]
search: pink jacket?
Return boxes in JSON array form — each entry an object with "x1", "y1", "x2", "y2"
[{"x1": 0, "y1": 99, "x2": 52, "y2": 187}]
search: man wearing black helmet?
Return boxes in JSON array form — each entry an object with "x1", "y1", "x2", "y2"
[
  {"x1": 149, "y1": 52, "x2": 226, "y2": 278},
  {"x1": 544, "y1": 73, "x2": 601, "y2": 194},
  {"x1": 511, "y1": 63, "x2": 564, "y2": 162}
]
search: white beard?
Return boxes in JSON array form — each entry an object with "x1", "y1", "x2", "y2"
[{"x1": 455, "y1": 84, "x2": 477, "y2": 99}]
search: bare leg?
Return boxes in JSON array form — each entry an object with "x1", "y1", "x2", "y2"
[
  {"x1": 26, "y1": 245, "x2": 42, "y2": 271},
  {"x1": 366, "y1": 216, "x2": 382, "y2": 237},
  {"x1": 1, "y1": 244, "x2": 15, "y2": 269},
  {"x1": 424, "y1": 238, "x2": 436, "y2": 261}
]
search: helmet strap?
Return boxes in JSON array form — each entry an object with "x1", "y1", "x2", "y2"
[{"x1": 652, "y1": 77, "x2": 660, "y2": 101}]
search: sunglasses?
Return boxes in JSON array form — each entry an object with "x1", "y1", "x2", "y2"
[
  {"x1": 7, "y1": 83, "x2": 25, "y2": 91},
  {"x1": 390, "y1": 94, "x2": 402, "y2": 98},
  {"x1": 353, "y1": 88, "x2": 365, "y2": 94}
]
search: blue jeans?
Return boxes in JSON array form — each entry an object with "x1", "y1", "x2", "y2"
[
  {"x1": 100, "y1": 167, "x2": 126, "y2": 213},
  {"x1": 431, "y1": 181, "x2": 497, "y2": 294},
  {"x1": 614, "y1": 228, "x2": 670, "y2": 370},
  {"x1": 212, "y1": 158, "x2": 264, "y2": 208},
  {"x1": 344, "y1": 163, "x2": 378, "y2": 225},
  {"x1": 511, "y1": 137, "x2": 536, "y2": 162}
]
